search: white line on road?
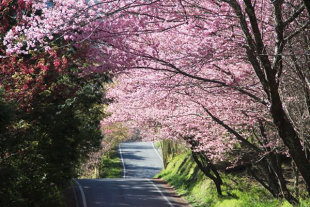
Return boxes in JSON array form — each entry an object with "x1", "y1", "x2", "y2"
[
  {"x1": 152, "y1": 142, "x2": 163, "y2": 163},
  {"x1": 74, "y1": 179, "x2": 87, "y2": 207},
  {"x1": 119, "y1": 143, "x2": 126, "y2": 178},
  {"x1": 146, "y1": 179, "x2": 174, "y2": 207}
]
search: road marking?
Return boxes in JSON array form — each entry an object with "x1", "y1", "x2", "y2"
[
  {"x1": 152, "y1": 142, "x2": 163, "y2": 163},
  {"x1": 147, "y1": 179, "x2": 174, "y2": 207},
  {"x1": 74, "y1": 179, "x2": 87, "y2": 207},
  {"x1": 119, "y1": 143, "x2": 126, "y2": 178}
]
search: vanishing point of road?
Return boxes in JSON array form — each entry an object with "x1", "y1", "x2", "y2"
[{"x1": 73, "y1": 142, "x2": 190, "y2": 207}]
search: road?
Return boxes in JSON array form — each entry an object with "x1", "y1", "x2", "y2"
[
  {"x1": 119, "y1": 142, "x2": 163, "y2": 178},
  {"x1": 74, "y1": 142, "x2": 189, "y2": 207}
]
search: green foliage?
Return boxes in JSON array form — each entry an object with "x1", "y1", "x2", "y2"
[
  {"x1": 0, "y1": 72, "x2": 107, "y2": 206},
  {"x1": 156, "y1": 152, "x2": 310, "y2": 207},
  {"x1": 99, "y1": 148, "x2": 122, "y2": 178},
  {"x1": 97, "y1": 123, "x2": 130, "y2": 178},
  {"x1": 0, "y1": 88, "x2": 14, "y2": 130},
  {"x1": 0, "y1": 1, "x2": 108, "y2": 206}
]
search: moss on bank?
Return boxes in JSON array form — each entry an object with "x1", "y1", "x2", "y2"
[{"x1": 155, "y1": 152, "x2": 310, "y2": 207}]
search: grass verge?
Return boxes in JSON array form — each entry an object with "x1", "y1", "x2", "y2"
[
  {"x1": 155, "y1": 152, "x2": 310, "y2": 207},
  {"x1": 99, "y1": 148, "x2": 122, "y2": 178}
]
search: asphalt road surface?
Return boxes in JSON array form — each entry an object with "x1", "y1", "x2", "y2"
[
  {"x1": 74, "y1": 142, "x2": 189, "y2": 207},
  {"x1": 119, "y1": 142, "x2": 163, "y2": 178}
]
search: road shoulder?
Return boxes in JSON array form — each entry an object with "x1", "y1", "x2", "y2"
[{"x1": 151, "y1": 178, "x2": 192, "y2": 207}]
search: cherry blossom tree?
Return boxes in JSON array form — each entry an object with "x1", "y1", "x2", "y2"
[
  {"x1": 100, "y1": 0, "x2": 310, "y2": 202},
  {"x1": 124, "y1": 0, "x2": 310, "y2": 197},
  {"x1": 102, "y1": 63, "x2": 299, "y2": 201},
  {"x1": 221, "y1": 0, "x2": 310, "y2": 195},
  {"x1": 3, "y1": 0, "x2": 310, "y2": 203}
]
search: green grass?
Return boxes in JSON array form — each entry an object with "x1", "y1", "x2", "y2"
[
  {"x1": 155, "y1": 152, "x2": 310, "y2": 207},
  {"x1": 155, "y1": 141, "x2": 162, "y2": 149},
  {"x1": 99, "y1": 148, "x2": 122, "y2": 178}
]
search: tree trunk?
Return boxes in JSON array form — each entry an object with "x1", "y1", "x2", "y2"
[
  {"x1": 192, "y1": 151, "x2": 223, "y2": 196},
  {"x1": 249, "y1": 156, "x2": 298, "y2": 204},
  {"x1": 248, "y1": 165, "x2": 279, "y2": 198},
  {"x1": 269, "y1": 86, "x2": 310, "y2": 194},
  {"x1": 292, "y1": 161, "x2": 299, "y2": 198},
  {"x1": 228, "y1": 0, "x2": 310, "y2": 194},
  {"x1": 267, "y1": 153, "x2": 298, "y2": 205}
]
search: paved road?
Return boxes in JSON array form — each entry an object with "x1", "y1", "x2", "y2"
[
  {"x1": 119, "y1": 142, "x2": 163, "y2": 178},
  {"x1": 75, "y1": 142, "x2": 189, "y2": 207}
]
